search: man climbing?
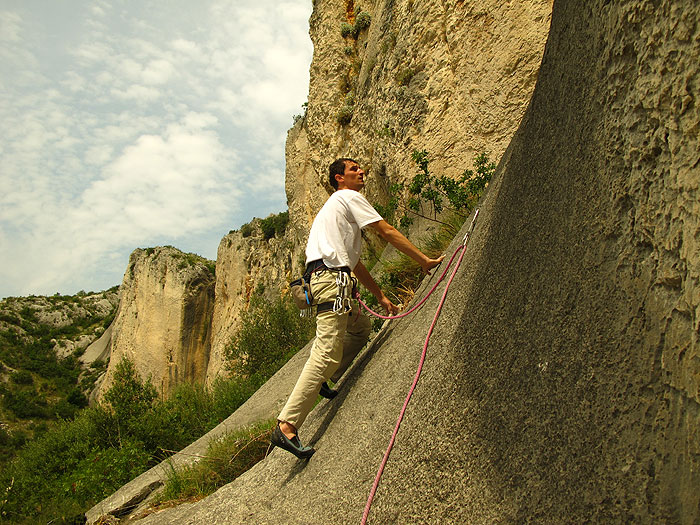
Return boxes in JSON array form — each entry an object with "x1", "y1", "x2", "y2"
[{"x1": 270, "y1": 158, "x2": 444, "y2": 458}]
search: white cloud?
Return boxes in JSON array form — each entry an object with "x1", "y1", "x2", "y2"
[
  {"x1": 142, "y1": 59, "x2": 175, "y2": 85},
  {"x1": 0, "y1": 0, "x2": 313, "y2": 298},
  {"x1": 110, "y1": 84, "x2": 162, "y2": 102}
]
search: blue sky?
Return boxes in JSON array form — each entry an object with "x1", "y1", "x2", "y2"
[{"x1": 0, "y1": 0, "x2": 313, "y2": 299}]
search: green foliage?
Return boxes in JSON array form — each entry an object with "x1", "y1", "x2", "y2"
[
  {"x1": 369, "y1": 152, "x2": 494, "y2": 306},
  {"x1": 0, "y1": 404, "x2": 147, "y2": 522},
  {"x1": 340, "y1": 22, "x2": 354, "y2": 38},
  {"x1": 103, "y1": 357, "x2": 157, "y2": 442},
  {"x1": 157, "y1": 420, "x2": 275, "y2": 505},
  {"x1": 240, "y1": 222, "x2": 254, "y2": 237},
  {"x1": 375, "y1": 150, "x2": 495, "y2": 234},
  {"x1": 260, "y1": 211, "x2": 289, "y2": 240},
  {"x1": 9, "y1": 370, "x2": 32, "y2": 385},
  {"x1": 340, "y1": 11, "x2": 371, "y2": 39},
  {"x1": 0, "y1": 355, "x2": 271, "y2": 523},
  {"x1": 225, "y1": 295, "x2": 315, "y2": 380},
  {"x1": 354, "y1": 11, "x2": 372, "y2": 33},
  {"x1": 337, "y1": 105, "x2": 354, "y2": 125},
  {"x1": 396, "y1": 68, "x2": 415, "y2": 86},
  {"x1": 2, "y1": 388, "x2": 48, "y2": 419}
]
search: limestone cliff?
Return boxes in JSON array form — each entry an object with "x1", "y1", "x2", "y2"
[
  {"x1": 98, "y1": 247, "x2": 215, "y2": 399},
  {"x1": 285, "y1": 0, "x2": 553, "y2": 250},
  {"x1": 199, "y1": 0, "x2": 553, "y2": 382},
  {"x1": 206, "y1": 219, "x2": 295, "y2": 385}
]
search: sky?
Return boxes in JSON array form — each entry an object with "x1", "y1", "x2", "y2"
[{"x1": 0, "y1": 0, "x2": 313, "y2": 299}]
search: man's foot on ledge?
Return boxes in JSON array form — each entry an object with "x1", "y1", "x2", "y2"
[
  {"x1": 320, "y1": 381, "x2": 338, "y2": 399},
  {"x1": 270, "y1": 424, "x2": 315, "y2": 459}
]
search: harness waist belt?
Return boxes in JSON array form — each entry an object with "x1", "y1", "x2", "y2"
[{"x1": 305, "y1": 259, "x2": 351, "y2": 274}]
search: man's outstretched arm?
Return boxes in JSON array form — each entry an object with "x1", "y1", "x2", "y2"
[{"x1": 369, "y1": 220, "x2": 445, "y2": 273}]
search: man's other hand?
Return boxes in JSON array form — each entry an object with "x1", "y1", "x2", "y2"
[
  {"x1": 421, "y1": 254, "x2": 445, "y2": 275},
  {"x1": 379, "y1": 295, "x2": 399, "y2": 316}
]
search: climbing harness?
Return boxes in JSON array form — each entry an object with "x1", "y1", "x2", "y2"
[
  {"x1": 333, "y1": 270, "x2": 354, "y2": 314},
  {"x1": 359, "y1": 209, "x2": 479, "y2": 524},
  {"x1": 291, "y1": 261, "x2": 357, "y2": 317}
]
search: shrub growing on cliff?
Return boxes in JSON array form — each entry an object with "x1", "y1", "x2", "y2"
[
  {"x1": 340, "y1": 11, "x2": 371, "y2": 39},
  {"x1": 377, "y1": 150, "x2": 495, "y2": 232},
  {"x1": 260, "y1": 211, "x2": 289, "y2": 240},
  {"x1": 225, "y1": 295, "x2": 315, "y2": 379}
]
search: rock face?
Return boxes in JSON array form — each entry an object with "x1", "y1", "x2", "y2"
[
  {"x1": 285, "y1": 0, "x2": 553, "y2": 250},
  {"x1": 128, "y1": 1, "x2": 700, "y2": 523},
  {"x1": 98, "y1": 247, "x2": 215, "y2": 399},
  {"x1": 206, "y1": 220, "x2": 295, "y2": 385}
]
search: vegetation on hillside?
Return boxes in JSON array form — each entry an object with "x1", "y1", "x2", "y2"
[
  {"x1": 0, "y1": 289, "x2": 119, "y2": 464},
  {"x1": 0, "y1": 291, "x2": 313, "y2": 523},
  {"x1": 367, "y1": 151, "x2": 494, "y2": 307}
]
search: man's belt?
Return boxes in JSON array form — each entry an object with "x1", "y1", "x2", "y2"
[{"x1": 305, "y1": 259, "x2": 351, "y2": 275}]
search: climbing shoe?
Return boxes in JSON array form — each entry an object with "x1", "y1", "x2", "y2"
[
  {"x1": 270, "y1": 424, "x2": 315, "y2": 459},
  {"x1": 320, "y1": 381, "x2": 338, "y2": 399}
]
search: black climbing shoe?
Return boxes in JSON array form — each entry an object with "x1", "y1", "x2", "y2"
[
  {"x1": 320, "y1": 381, "x2": 338, "y2": 399},
  {"x1": 270, "y1": 424, "x2": 315, "y2": 459}
]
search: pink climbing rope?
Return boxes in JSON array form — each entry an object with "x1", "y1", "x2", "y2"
[
  {"x1": 360, "y1": 209, "x2": 479, "y2": 525},
  {"x1": 355, "y1": 246, "x2": 462, "y2": 320}
]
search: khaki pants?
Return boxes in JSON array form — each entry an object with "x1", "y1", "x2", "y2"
[{"x1": 278, "y1": 269, "x2": 371, "y2": 430}]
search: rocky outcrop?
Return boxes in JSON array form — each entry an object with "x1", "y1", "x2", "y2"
[
  {"x1": 0, "y1": 290, "x2": 118, "y2": 361},
  {"x1": 128, "y1": 1, "x2": 700, "y2": 523},
  {"x1": 98, "y1": 247, "x2": 215, "y2": 399},
  {"x1": 205, "y1": 219, "x2": 296, "y2": 385},
  {"x1": 285, "y1": 0, "x2": 553, "y2": 251}
]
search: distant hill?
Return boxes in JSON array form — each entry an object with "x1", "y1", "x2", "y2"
[{"x1": 0, "y1": 288, "x2": 119, "y2": 462}]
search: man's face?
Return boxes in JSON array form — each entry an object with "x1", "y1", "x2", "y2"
[{"x1": 338, "y1": 161, "x2": 365, "y2": 191}]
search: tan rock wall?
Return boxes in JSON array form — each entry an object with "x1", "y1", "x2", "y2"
[
  {"x1": 127, "y1": 2, "x2": 700, "y2": 523},
  {"x1": 206, "y1": 221, "x2": 295, "y2": 385},
  {"x1": 98, "y1": 247, "x2": 215, "y2": 399},
  {"x1": 207, "y1": 0, "x2": 553, "y2": 383},
  {"x1": 286, "y1": 0, "x2": 553, "y2": 254}
]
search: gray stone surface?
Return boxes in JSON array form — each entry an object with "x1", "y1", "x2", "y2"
[{"x1": 131, "y1": 1, "x2": 700, "y2": 524}]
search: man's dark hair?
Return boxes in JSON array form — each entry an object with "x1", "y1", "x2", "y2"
[{"x1": 328, "y1": 158, "x2": 357, "y2": 190}]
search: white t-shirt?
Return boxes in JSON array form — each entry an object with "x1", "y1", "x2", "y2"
[{"x1": 305, "y1": 189, "x2": 382, "y2": 270}]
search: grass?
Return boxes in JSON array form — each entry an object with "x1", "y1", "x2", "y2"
[{"x1": 152, "y1": 419, "x2": 276, "y2": 506}]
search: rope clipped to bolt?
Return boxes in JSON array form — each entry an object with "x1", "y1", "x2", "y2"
[{"x1": 359, "y1": 209, "x2": 479, "y2": 525}]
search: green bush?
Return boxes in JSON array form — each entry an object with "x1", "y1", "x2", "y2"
[
  {"x1": 10, "y1": 370, "x2": 32, "y2": 385},
  {"x1": 3, "y1": 389, "x2": 48, "y2": 419},
  {"x1": 341, "y1": 22, "x2": 354, "y2": 38},
  {"x1": 396, "y1": 67, "x2": 415, "y2": 86},
  {"x1": 340, "y1": 12, "x2": 371, "y2": 39},
  {"x1": 375, "y1": 150, "x2": 495, "y2": 233},
  {"x1": 337, "y1": 105, "x2": 354, "y2": 125},
  {"x1": 0, "y1": 328, "x2": 302, "y2": 522},
  {"x1": 260, "y1": 211, "x2": 289, "y2": 240},
  {"x1": 354, "y1": 11, "x2": 372, "y2": 33},
  {"x1": 103, "y1": 358, "x2": 157, "y2": 443},
  {"x1": 240, "y1": 222, "x2": 254, "y2": 238},
  {"x1": 225, "y1": 295, "x2": 315, "y2": 379}
]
